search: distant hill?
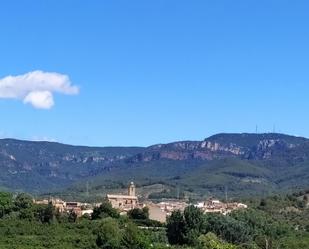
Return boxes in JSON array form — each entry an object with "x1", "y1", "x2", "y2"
[
  {"x1": 0, "y1": 138, "x2": 144, "y2": 192},
  {"x1": 1, "y1": 133, "x2": 309, "y2": 199}
]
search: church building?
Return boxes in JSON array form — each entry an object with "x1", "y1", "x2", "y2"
[{"x1": 107, "y1": 182, "x2": 138, "y2": 211}]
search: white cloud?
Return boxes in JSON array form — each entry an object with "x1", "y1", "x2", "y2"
[
  {"x1": 0, "y1": 70, "x2": 79, "y2": 109},
  {"x1": 23, "y1": 91, "x2": 54, "y2": 109}
]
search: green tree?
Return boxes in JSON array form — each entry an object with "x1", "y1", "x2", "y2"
[
  {"x1": 259, "y1": 199, "x2": 267, "y2": 207},
  {"x1": 68, "y1": 210, "x2": 78, "y2": 223},
  {"x1": 127, "y1": 207, "x2": 149, "y2": 220},
  {"x1": 183, "y1": 205, "x2": 206, "y2": 245},
  {"x1": 0, "y1": 192, "x2": 13, "y2": 218},
  {"x1": 197, "y1": 232, "x2": 237, "y2": 249},
  {"x1": 33, "y1": 203, "x2": 54, "y2": 223},
  {"x1": 167, "y1": 206, "x2": 206, "y2": 246},
  {"x1": 14, "y1": 193, "x2": 33, "y2": 210},
  {"x1": 205, "y1": 214, "x2": 252, "y2": 244},
  {"x1": 166, "y1": 209, "x2": 186, "y2": 245},
  {"x1": 96, "y1": 218, "x2": 122, "y2": 249},
  {"x1": 121, "y1": 222, "x2": 150, "y2": 249},
  {"x1": 14, "y1": 193, "x2": 34, "y2": 220},
  {"x1": 92, "y1": 200, "x2": 120, "y2": 220}
]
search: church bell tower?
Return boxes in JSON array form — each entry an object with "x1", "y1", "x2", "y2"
[{"x1": 128, "y1": 182, "x2": 136, "y2": 196}]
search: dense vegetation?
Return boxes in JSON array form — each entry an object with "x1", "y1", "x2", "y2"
[
  {"x1": 58, "y1": 155, "x2": 309, "y2": 203},
  {"x1": 0, "y1": 190, "x2": 308, "y2": 249},
  {"x1": 1, "y1": 133, "x2": 309, "y2": 200}
]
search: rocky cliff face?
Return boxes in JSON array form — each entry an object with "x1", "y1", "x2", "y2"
[
  {"x1": 0, "y1": 133, "x2": 308, "y2": 193},
  {"x1": 0, "y1": 134, "x2": 305, "y2": 170},
  {"x1": 0, "y1": 139, "x2": 144, "y2": 190},
  {"x1": 129, "y1": 134, "x2": 305, "y2": 162},
  {"x1": 129, "y1": 141, "x2": 246, "y2": 162}
]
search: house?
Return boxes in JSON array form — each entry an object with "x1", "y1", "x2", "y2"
[
  {"x1": 197, "y1": 197, "x2": 248, "y2": 215},
  {"x1": 50, "y1": 198, "x2": 66, "y2": 213}
]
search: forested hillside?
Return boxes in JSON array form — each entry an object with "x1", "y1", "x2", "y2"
[{"x1": 0, "y1": 133, "x2": 309, "y2": 199}]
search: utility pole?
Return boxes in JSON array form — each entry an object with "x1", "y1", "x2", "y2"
[
  {"x1": 177, "y1": 184, "x2": 180, "y2": 199},
  {"x1": 86, "y1": 181, "x2": 89, "y2": 197}
]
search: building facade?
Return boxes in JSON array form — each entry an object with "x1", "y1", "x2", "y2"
[{"x1": 107, "y1": 182, "x2": 138, "y2": 211}]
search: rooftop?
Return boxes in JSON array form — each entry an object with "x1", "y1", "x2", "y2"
[{"x1": 107, "y1": 194, "x2": 138, "y2": 200}]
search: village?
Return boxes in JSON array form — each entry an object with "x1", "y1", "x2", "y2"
[{"x1": 35, "y1": 182, "x2": 247, "y2": 222}]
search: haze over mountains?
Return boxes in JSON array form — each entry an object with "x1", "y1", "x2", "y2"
[{"x1": 1, "y1": 133, "x2": 309, "y2": 198}]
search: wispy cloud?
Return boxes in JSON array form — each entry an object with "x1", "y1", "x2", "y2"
[{"x1": 0, "y1": 70, "x2": 79, "y2": 109}]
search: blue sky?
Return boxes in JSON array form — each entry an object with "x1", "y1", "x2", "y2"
[{"x1": 0, "y1": 0, "x2": 309, "y2": 146}]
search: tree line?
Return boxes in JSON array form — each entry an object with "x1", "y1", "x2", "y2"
[{"x1": 0, "y1": 191, "x2": 308, "y2": 248}]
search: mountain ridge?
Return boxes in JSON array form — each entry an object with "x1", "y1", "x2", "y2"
[{"x1": 0, "y1": 133, "x2": 308, "y2": 198}]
